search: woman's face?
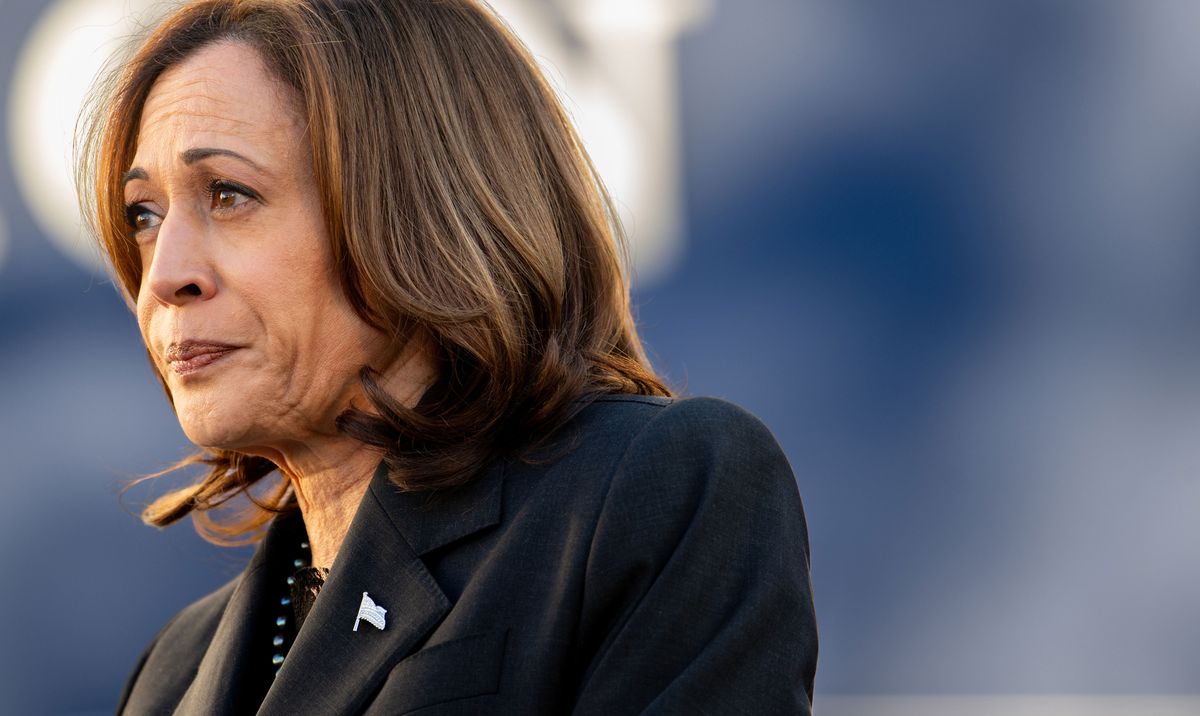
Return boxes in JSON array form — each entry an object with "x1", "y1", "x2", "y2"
[{"x1": 125, "y1": 41, "x2": 391, "y2": 456}]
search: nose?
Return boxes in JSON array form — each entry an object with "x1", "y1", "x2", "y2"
[{"x1": 142, "y1": 208, "x2": 217, "y2": 307}]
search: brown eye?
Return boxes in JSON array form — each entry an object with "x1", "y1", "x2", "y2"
[
  {"x1": 206, "y1": 180, "x2": 257, "y2": 212},
  {"x1": 125, "y1": 204, "x2": 161, "y2": 234},
  {"x1": 214, "y1": 188, "x2": 239, "y2": 209}
]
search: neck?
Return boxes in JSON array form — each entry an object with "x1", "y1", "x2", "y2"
[{"x1": 273, "y1": 440, "x2": 379, "y2": 569}]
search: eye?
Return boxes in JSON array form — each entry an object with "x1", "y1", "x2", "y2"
[
  {"x1": 124, "y1": 203, "x2": 161, "y2": 235},
  {"x1": 207, "y1": 179, "x2": 256, "y2": 212}
]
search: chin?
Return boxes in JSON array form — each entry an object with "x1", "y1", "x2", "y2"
[
  {"x1": 181, "y1": 421, "x2": 255, "y2": 453},
  {"x1": 175, "y1": 398, "x2": 264, "y2": 452}
]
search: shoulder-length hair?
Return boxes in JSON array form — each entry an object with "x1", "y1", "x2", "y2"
[{"x1": 77, "y1": 0, "x2": 671, "y2": 545}]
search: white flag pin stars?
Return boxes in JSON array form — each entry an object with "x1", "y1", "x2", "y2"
[{"x1": 354, "y1": 591, "x2": 388, "y2": 632}]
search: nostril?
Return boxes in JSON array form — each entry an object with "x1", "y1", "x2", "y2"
[{"x1": 177, "y1": 283, "x2": 202, "y2": 298}]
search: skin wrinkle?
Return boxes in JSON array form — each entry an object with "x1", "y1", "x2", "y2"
[{"x1": 130, "y1": 41, "x2": 437, "y2": 569}]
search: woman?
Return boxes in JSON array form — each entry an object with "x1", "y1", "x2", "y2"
[{"x1": 78, "y1": 0, "x2": 817, "y2": 713}]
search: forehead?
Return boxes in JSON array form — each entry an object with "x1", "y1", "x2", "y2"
[{"x1": 133, "y1": 41, "x2": 301, "y2": 166}]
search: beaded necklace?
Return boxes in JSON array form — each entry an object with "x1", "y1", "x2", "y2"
[
  {"x1": 270, "y1": 539, "x2": 336, "y2": 677},
  {"x1": 270, "y1": 540, "x2": 310, "y2": 677}
]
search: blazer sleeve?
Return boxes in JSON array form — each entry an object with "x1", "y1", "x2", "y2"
[{"x1": 571, "y1": 397, "x2": 818, "y2": 715}]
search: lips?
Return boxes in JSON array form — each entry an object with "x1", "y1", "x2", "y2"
[{"x1": 166, "y1": 340, "x2": 240, "y2": 375}]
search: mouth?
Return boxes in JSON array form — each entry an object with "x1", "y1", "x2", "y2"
[{"x1": 166, "y1": 340, "x2": 240, "y2": 376}]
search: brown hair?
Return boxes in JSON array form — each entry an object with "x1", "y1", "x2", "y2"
[{"x1": 77, "y1": 0, "x2": 671, "y2": 545}]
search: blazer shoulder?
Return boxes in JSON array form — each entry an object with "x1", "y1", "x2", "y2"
[
  {"x1": 639, "y1": 395, "x2": 771, "y2": 433},
  {"x1": 593, "y1": 394, "x2": 780, "y2": 457},
  {"x1": 557, "y1": 395, "x2": 792, "y2": 506},
  {"x1": 616, "y1": 396, "x2": 791, "y2": 489},
  {"x1": 572, "y1": 394, "x2": 768, "y2": 435},
  {"x1": 118, "y1": 574, "x2": 241, "y2": 713},
  {"x1": 582, "y1": 393, "x2": 769, "y2": 428},
  {"x1": 549, "y1": 395, "x2": 672, "y2": 462}
]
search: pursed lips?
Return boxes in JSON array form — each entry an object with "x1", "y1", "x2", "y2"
[{"x1": 166, "y1": 340, "x2": 240, "y2": 375}]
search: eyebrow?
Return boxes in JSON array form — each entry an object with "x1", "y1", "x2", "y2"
[
  {"x1": 121, "y1": 167, "x2": 149, "y2": 186},
  {"x1": 122, "y1": 147, "x2": 267, "y2": 187}
]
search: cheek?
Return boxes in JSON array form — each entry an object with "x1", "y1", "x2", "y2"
[
  {"x1": 133, "y1": 258, "x2": 153, "y2": 323},
  {"x1": 135, "y1": 295, "x2": 155, "y2": 345},
  {"x1": 273, "y1": 269, "x2": 378, "y2": 369},
  {"x1": 255, "y1": 230, "x2": 346, "y2": 330},
  {"x1": 295, "y1": 283, "x2": 369, "y2": 358}
]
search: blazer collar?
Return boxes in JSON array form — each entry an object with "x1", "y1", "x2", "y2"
[
  {"x1": 177, "y1": 459, "x2": 505, "y2": 715},
  {"x1": 370, "y1": 457, "x2": 505, "y2": 557},
  {"x1": 262, "y1": 458, "x2": 505, "y2": 715}
]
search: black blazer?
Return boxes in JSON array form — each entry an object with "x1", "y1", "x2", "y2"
[{"x1": 118, "y1": 395, "x2": 818, "y2": 714}]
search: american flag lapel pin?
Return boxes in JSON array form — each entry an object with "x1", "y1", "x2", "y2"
[{"x1": 354, "y1": 591, "x2": 388, "y2": 632}]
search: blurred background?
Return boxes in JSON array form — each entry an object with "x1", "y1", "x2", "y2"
[{"x1": 2, "y1": 0, "x2": 1199, "y2": 713}]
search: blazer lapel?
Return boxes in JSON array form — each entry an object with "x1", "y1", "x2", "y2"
[
  {"x1": 258, "y1": 459, "x2": 504, "y2": 715},
  {"x1": 173, "y1": 510, "x2": 306, "y2": 714}
]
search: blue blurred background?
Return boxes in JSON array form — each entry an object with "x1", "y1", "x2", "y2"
[{"x1": 2, "y1": 0, "x2": 1199, "y2": 714}]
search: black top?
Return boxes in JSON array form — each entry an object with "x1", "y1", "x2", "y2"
[{"x1": 290, "y1": 566, "x2": 330, "y2": 629}]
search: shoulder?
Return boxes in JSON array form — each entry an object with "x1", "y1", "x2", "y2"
[
  {"x1": 579, "y1": 393, "x2": 776, "y2": 434},
  {"x1": 570, "y1": 393, "x2": 781, "y2": 459},
  {"x1": 573, "y1": 394, "x2": 794, "y2": 498},
  {"x1": 117, "y1": 575, "x2": 241, "y2": 712},
  {"x1": 508, "y1": 394, "x2": 799, "y2": 529},
  {"x1": 550, "y1": 395, "x2": 804, "y2": 553}
]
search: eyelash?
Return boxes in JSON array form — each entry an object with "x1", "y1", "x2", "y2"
[
  {"x1": 123, "y1": 178, "x2": 261, "y2": 235},
  {"x1": 205, "y1": 178, "x2": 259, "y2": 210}
]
